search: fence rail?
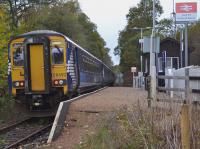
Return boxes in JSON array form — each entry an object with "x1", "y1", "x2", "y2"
[
  {"x1": 157, "y1": 87, "x2": 186, "y2": 92},
  {"x1": 157, "y1": 75, "x2": 187, "y2": 80},
  {"x1": 156, "y1": 68, "x2": 191, "y2": 100}
]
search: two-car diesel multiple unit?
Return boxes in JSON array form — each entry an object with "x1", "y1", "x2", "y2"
[{"x1": 8, "y1": 30, "x2": 114, "y2": 108}]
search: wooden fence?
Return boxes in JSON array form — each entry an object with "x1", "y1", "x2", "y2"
[
  {"x1": 156, "y1": 68, "x2": 200, "y2": 103},
  {"x1": 155, "y1": 68, "x2": 200, "y2": 149}
]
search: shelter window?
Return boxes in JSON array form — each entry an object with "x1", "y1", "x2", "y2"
[
  {"x1": 166, "y1": 57, "x2": 179, "y2": 69},
  {"x1": 13, "y1": 44, "x2": 24, "y2": 66},
  {"x1": 52, "y1": 45, "x2": 64, "y2": 64}
]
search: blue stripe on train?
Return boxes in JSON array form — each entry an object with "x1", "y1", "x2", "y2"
[{"x1": 67, "y1": 42, "x2": 73, "y2": 92}]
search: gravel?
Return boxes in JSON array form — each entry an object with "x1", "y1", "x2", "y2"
[{"x1": 40, "y1": 87, "x2": 148, "y2": 149}]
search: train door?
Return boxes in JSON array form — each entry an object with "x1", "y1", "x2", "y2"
[
  {"x1": 29, "y1": 44, "x2": 45, "y2": 91},
  {"x1": 24, "y1": 36, "x2": 50, "y2": 94}
]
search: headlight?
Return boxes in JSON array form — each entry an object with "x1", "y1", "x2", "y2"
[
  {"x1": 13, "y1": 81, "x2": 25, "y2": 88},
  {"x1": 53, "y1": 80, "x2": 65, "y2": 86},
  {"x1": 15, "y1": 82, "x2": 19, "y2": 87},
  {"x1": 20, "y1": 82, "x2": 24, "y2": 87},
  {"x1": 54, "y1": 80, "x2": 59, "y2": 85},
  {"x1": 59, "y1": 80, "x2": 64, "y2": 85}
]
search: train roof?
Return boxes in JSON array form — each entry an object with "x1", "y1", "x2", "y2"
[
  {"x1": 13, "y1": 30, "x2": 64, "y2": 38},
  {"x1": 11, "y1": 30, "x2": 113, "y2": 72}
]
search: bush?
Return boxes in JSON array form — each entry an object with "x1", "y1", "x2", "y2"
[
  {"x1": 76, "y1": 106, "x2": 164, "y2": 149},
  {"x1": 0, "y1": 96, "x2": 14, "y2": 123},
  {"x1": 76, "y1": 101, "x2": 200, "y2": 149}
]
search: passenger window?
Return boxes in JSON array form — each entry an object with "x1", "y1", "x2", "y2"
[
  {"x1": 52, "y1": 45, "x2": 64, "y2": 64},
  {"x1": 13, "y1": 44, "x2": 24, "y2": 66}
]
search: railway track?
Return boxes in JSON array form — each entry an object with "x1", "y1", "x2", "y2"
[
  {"x1": 0, "y1": 87, "x2": 107, "y2": 148},
  {"x1": 0, "y1": 117, "x2": 53, "y2": 149}
]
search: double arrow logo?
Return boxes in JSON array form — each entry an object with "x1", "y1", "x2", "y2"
[
  {"x1": 176, "y1": 2, "x2": 197, "y2": 13},
  {"x1": 179, "y1": 5, "x2": 193, "y2": 12}
]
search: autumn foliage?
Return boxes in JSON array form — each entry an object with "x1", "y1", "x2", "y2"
[{"x1": 0, "y1": 0, "x2": 113, "y2": 94}]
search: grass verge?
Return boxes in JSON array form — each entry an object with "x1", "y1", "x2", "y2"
[
  {"x1": 76, "y1": 100, "x2": 200, "y2": 149},
  {"x1": 0, "y1": 95, "x2": 15, "y2": 124}
]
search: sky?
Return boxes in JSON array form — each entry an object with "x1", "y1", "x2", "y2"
[{"x1": 78, "y1": 0, "x2": 199, "y2": 65}]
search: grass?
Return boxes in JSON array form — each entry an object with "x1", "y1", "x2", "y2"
[
  {"x1": 0, "y1": 136, "x2": 6, "y2": 147},
  {"x1": 0, "y1": 95, "x2": 15, "y2": 124},
  {"x1": 76, "y1": 100, "x2": 200, "y2": 149}
]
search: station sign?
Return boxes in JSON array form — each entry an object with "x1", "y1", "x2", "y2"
[
  {"x1": 176, "y1": 2, "x2": 197, "y2": 23},
  {"x1": 131, "y1": 67, "x2": 137, "y2": 73},
  {"x1": 139, "y1": 39, "x2": 143, "y2": 44}
]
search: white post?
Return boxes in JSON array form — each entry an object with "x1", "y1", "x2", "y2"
[
  {"x1": 185, "y1": 23, "x2": 188, "y2": 67},
  {"x1": 169, "y1": 69, "x2": 174, "y2": 98},
  {"x1": 133, "y1": 74, "x2": 135, "y2": 88},
  {"x1": 131, "y1": 67, "x2": 137, "y2": 88}
]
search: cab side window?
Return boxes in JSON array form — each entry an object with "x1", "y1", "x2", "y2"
[
  {"x1": 52, "y1": 45, "x2": 64, "y2": 64},
  {"x1": 13, "y1": 44, "x2": 24, "y2": 66}
]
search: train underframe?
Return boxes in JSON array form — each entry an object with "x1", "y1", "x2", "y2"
[
  {"x1": 14, "y1": 84, "x2": 107, "y2": 111},
  {"x1": 14, "y1": 87, "x2": 67, "y2": 110}
]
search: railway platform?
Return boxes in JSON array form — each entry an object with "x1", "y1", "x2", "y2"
[{"x1": 44, "y1": 87, "x2": 148, "y2": 149}]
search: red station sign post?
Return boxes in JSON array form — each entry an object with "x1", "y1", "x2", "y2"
[
  {"x1": 175, "y1": 2, "x2": 198, "y2": 149},
  {"x1": 176, "y1": 2, "x2": 197, "y2": 67}
]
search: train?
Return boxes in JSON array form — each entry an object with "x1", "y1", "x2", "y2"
[{"x1": 8, "y1": 30, "x2": 115, "y2": 109}]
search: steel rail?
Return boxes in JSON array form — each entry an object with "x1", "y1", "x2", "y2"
[
  {"x1": 0, "y1": 117, "x2": 31, "y2": 134},
  {"x1": 4, "y1": 123, "x2": 53, "y2": 149}
]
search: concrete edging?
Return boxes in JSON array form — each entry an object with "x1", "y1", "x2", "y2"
[{"x1": 47, "y1": 87, "x2": 107, "y2": 143}]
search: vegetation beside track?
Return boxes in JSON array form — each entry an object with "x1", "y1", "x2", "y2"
[
  {"x1": 76, "y1": 101, "x2": 200, "y2": 149},
  {"x1": 0, "y1": 0, "x2": 113, "y2": 110},
  {"x1": 0, "y1": 96, "x2": 15, "y2": 124}
]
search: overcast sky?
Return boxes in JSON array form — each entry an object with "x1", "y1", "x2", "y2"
[{"x1": 78, "y1": 0, "x2": 198, "y2": 65}]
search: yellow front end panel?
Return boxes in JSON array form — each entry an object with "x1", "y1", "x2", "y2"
[
  {"x1": 30, "y1": 44, "x2": 45, "y2": 91},
  {"x1": 49, "y1": 36, "x2": 68, "y2": 95},
  {"x1": 10, "y1": 38, "x2": 25, "y2": 96}
]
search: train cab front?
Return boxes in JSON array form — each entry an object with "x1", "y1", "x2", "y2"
[{"x1": 9, "y1": 31, "x2": 68, "y2": 110}]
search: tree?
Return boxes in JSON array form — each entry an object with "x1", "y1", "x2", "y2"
[
  {"x1": 188, "y1": 21, "x2": 200, "y2": 65},
  {"x1": 0, "y1": 0, "x2": 113, "y2": 92},
  {"x1": 21, "y1": 0, "x2": 112, "y2": 66},
  {"x1": 115, "y1": 0, "x2": 163, "y2": 72},
  {"x1": 0, "y1": 6, "x2": 11, "y2": 88},
  {"x1": 157, "y1": 18, "x2": 174, "y2": 38},
  {"x1": 1, "y1": 0, "x2": 57, "y2": 29}
]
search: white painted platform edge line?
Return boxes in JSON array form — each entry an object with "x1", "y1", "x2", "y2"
[
  {"x1": 47, "y1": 102, "x2": 64, "y2": 144},
  {"x1": 47, "y1": 86, "x2": 107, "y2": 143}
]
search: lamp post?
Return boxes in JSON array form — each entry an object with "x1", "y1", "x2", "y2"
[{"x1": 132, "y1": 27, "x2": 152, "y2": 72}]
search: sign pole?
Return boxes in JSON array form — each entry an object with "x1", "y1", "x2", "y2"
[
  {"x1": 140, "y1": 28, "x2": 143, "y2": 72},
  {"x1": 149, "y1": 0, "x2": 156, "y2": 101},
  {"x1": 180, "y1": 28, "x2": 184, "y2": 68},
  {"x1": 185, "y1": 23, "x2": 188, "y2": 67}
]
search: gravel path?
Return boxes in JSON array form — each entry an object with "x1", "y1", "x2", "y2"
[{"x1": 41, "y1": 87, "x2": 148, "y2": 149}]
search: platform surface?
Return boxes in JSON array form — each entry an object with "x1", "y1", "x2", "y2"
[{"x1": 43, "y1": 87, "x2": 148, "y2": 149}]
